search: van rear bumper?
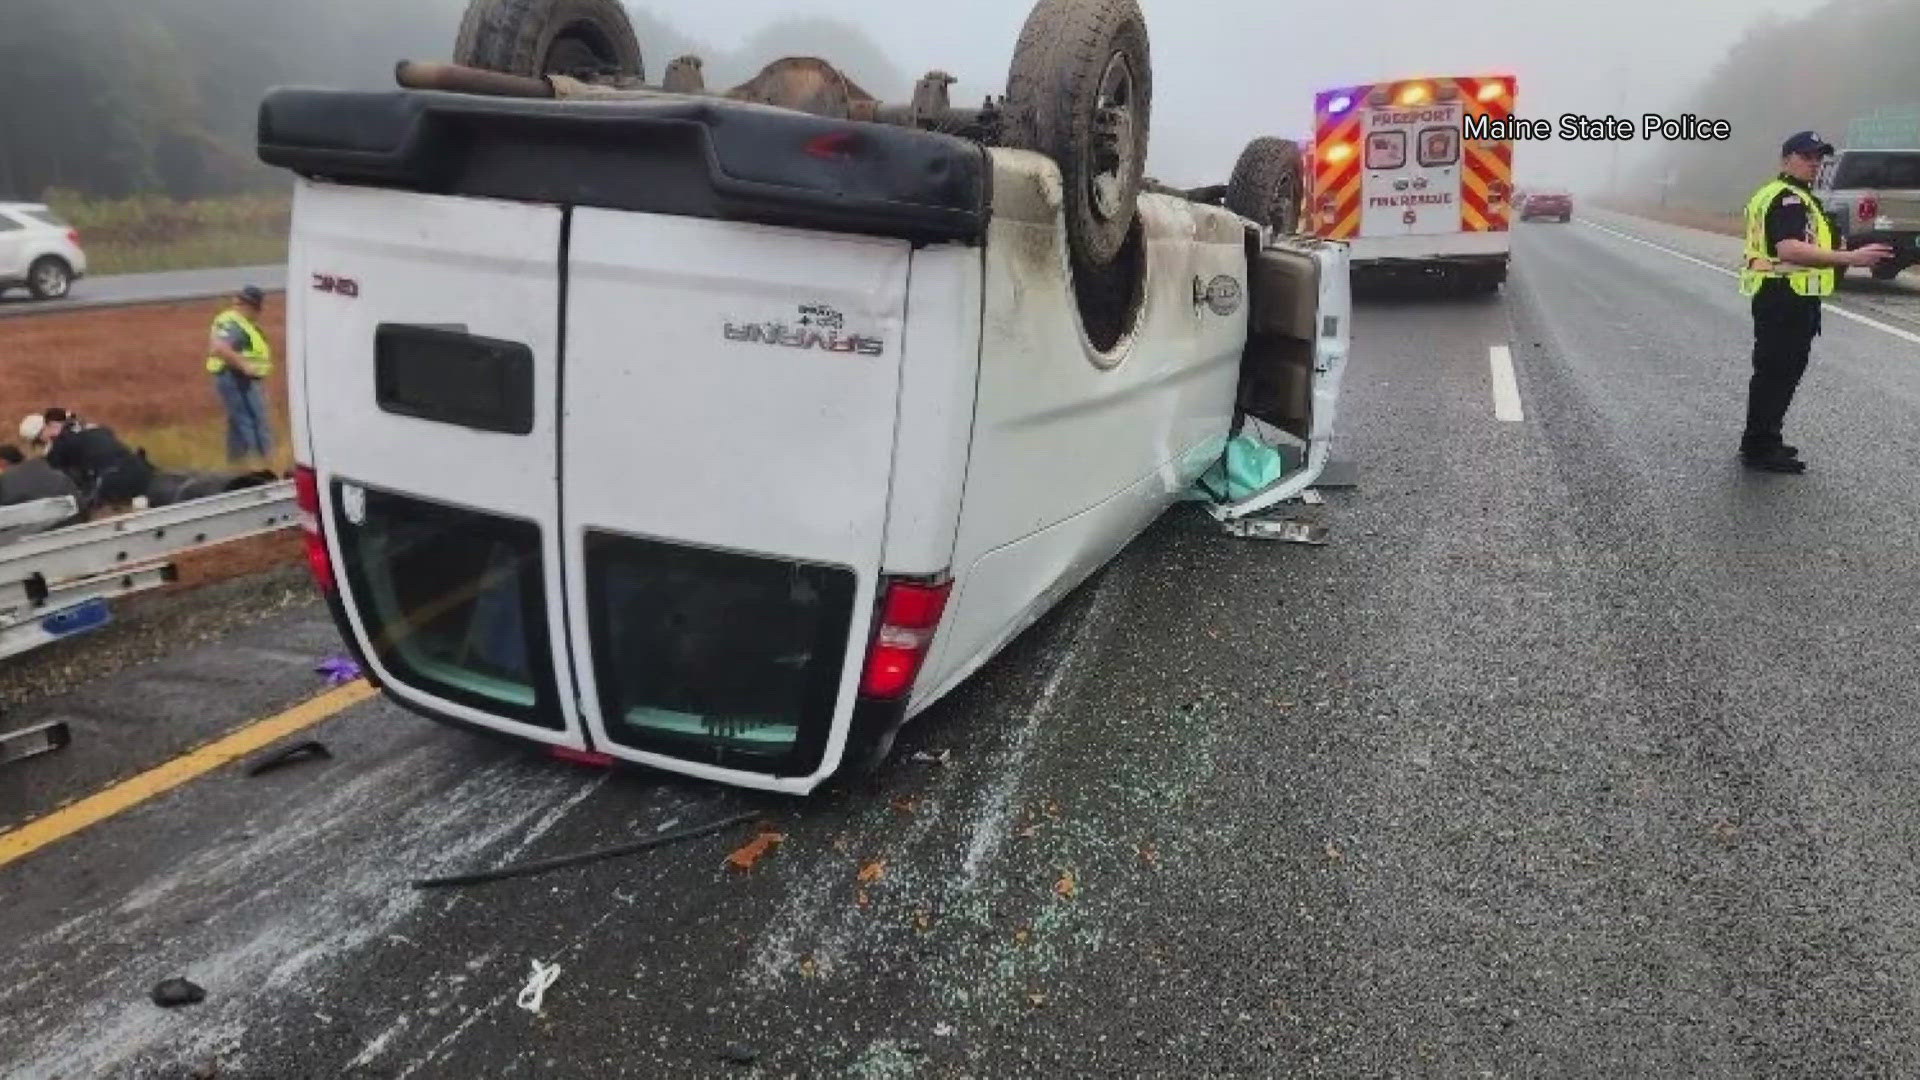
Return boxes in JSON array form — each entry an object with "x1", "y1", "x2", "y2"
[{"x1": 258, "y1": 88, "x2": 989, "y2": 245}]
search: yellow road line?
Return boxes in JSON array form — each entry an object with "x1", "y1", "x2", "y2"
[{"x1": 0, "y1": 679, "x2": 378, "y2": 870}]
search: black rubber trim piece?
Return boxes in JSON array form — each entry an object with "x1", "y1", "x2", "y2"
[{"x1": 258, "y1": 88, "x2": 989, "y2": 243}]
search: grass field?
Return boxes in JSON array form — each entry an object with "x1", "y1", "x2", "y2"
[
  {"x1": 43, "y1": 190, "x2": 290, "y2": 277},
  {"x1": 0, "y1": 298, "x2": 293, "y2": 473},
  {"x1": 1591, "y1": 197, "x2": 1742, "y2": 238}
]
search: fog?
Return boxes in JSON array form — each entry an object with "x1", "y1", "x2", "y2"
[
  {"x1": 649, "y1": 0, "x2": 1805, "y2": 190},
  {"x1": 1, "y1": 0, "x2": 1893, "y2": 204}
]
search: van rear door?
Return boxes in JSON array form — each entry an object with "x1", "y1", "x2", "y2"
[
  {"x1": 298, "y1": 182, "x2": 588, "y2": 750},
  {"x1": 560, "y1": 210, "x2": 910, "y2": 789}
]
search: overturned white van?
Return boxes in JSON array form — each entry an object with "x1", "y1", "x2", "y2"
[{"x1": 258, "y1": 0, "x2": 1348, "y2": 794}]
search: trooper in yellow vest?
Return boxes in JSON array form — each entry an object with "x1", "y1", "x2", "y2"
[
  {"x1": 1737, "y1": 131, "x2": 1892, "y2": 473},
  {"x1": 207, "y1": 285, "x2": 275, "y2": 467}
]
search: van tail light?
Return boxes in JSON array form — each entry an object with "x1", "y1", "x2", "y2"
[
  {"x1": 859, "y1": 577, "x2": 952, "y2": 700},
  {"x1": 1859, "y1": 194, "x2": 1880, "y2": 222},
  {"x1": 293, "y1": 464, "x2": 335, "y2": 593}
]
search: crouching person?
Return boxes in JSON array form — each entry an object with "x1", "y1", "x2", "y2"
[
  {"x1": 0, "y1": 443, "x2": 84, "y2": 529},
  {"x1": 20, "y1": 410, "x2": 154, "y2": 514}
]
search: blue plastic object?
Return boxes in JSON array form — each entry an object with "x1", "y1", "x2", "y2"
[{"x1": 42, "y1": 598, "x2": 112, "y2": 638}]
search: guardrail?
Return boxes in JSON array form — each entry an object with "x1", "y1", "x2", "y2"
[
  {"x1": 0, "y1": 480, "x2": 299, "y2": 765},
  {"x1": 0, "y1": 480, "x2": 297, "y2": 662}
]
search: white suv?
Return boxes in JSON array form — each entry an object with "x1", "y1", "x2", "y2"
[{"x1": 0, "y1": 203, "x2": 88, "y2": 300}]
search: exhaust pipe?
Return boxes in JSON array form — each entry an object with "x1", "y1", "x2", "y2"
[{"x1": 394, "y1": 60, "x2": 554, "y2": 98}]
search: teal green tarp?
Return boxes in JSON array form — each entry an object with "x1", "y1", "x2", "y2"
[{"x1": 1190, "y1": 434, "x2": 1298, "y2": 503}]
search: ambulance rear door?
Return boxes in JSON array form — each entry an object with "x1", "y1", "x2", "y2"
[{"x1": 1360, "y1": 94, "x2": 1463, "y2": 238}]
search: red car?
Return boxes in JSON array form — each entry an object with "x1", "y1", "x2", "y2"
[{"x1": 1519, "y1": 189, "x2": 1572, "y2": 222}]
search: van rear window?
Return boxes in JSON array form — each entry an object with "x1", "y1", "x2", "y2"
[
  {"x1": 583, "y1": 532, "x2": 855, "y2": 776},
  {"x1": 333, "y1": 484, "x2": 564, "y2": 729}
]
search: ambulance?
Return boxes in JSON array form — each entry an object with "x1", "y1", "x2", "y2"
[{"x1": 1310, "y1": 75, "x2": 1518, "y2": 290}]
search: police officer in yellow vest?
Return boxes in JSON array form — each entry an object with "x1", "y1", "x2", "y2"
[
  {"x1": 1738, "y1": 131, "x2": 1893, "y2": 473},
  {"x1": 207, "y1": 285, "x2": 275, "y2": 467}
]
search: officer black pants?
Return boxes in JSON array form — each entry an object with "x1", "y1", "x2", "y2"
[{"x1": 1743, "y1": 288, "x2": 1821, "y2": 453}]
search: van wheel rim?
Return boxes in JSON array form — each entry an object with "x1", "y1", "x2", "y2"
[{"x1": 1088, "y1": 52, "x2": 1137, "y2": 222}]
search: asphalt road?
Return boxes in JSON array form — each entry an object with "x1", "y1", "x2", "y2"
[
  {"x1": 6, "y1": 211, "x2": 1920, "y2": 1078},
  {"x1": 0, "y1": 264, "x2": 285, "y2": 318}
]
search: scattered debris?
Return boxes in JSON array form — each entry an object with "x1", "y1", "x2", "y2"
[
  {"x1": 315, "y1": 654, "x2": 363, "y2": 686},
  {"x1": 909, "y1": 749, "x2": 951, "y2": 766},
  {"x1": 1138, "y1": 843, "x2": 1160, "y2": 869},
  {"x1": 515, "y1": 960, "x2": 561, "y2": 1014},
  {"x1": 726, "y1": 829, "x2": 788, "y2": 872},
  {"x1": 913, "y1": 909, "x2": 933, "y2": 932},
  {"x1": 933, "y1": 1022, "x2": 956, "y2": 1038},
  {"x1": 798, "y1": 956, "x2": 818, "y2": 979},
  {"x1": 857, "y1": 860, "x2": 887, "y2": 885},
  {"x1": 1026, "y1": 992, "x2": 1049, "y2": 1008},
  {"x1": 1013, "y1": 927, "x2": 1031, "y2": 945},
  {"x1": 856, "y1": 889, "x2": 872, "y2": 909},
  {"x1": 0, "y1": 718, "x2": 71, "y2": 766},
  {"x1": 1220, "y1": 516, "x2": 1329, "y2": 545},
  {"x1": 412, "y1": 811, "x2": 758, "y2": 889},
  {"x1": 718, "y1": 1042, "x2": 760, "y2": 1065},
  {"x1": 1301, "y1": 489, "x2": 1326, "y2": 506},
  {"x1": 245, "y1": 740, "x2": 332, "y2": 777},
  {"x1": 1053, "y1": 871, "x2": 1077, "y2": 899},
  {"x1": 1324, "y1": 841, "x2": 1345, "y2": 864},
  {"x1": 151, "y1": 977, "x2": 206, "y2": 1008}
]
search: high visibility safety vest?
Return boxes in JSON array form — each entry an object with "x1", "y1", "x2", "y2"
[
  {"x1": 207, "y1": 308, "x2": 272, "y2": 375},
  {"x1": 1739, "y1": 178, "x2": 1835, "y2": 298}
]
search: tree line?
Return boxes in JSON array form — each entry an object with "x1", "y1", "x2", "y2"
[
  {"x1": 1629, "y1": 0, "x2": 1920, "y2": 210},
  {"x1": 0, "y1": 2, "x2": 906, "y2": 202}
]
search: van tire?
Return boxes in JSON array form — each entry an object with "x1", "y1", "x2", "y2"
[
  {"x1": 27, "y1": 257, "x2": 71, "y2": 300},
  {"x1": 1225, "y1": 137, "x2": 1304, "y2": 235},
  {"x1": 453, "y1": 0, "x2": 644, "y2": 81},
  {"x1": 1003, "y1": 0, "x2": 1152, "y2": 270}
]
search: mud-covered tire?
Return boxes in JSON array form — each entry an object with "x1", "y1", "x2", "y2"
[
  {"x1": 453, "y1": 0, "x2": 643, "y2": 80},
  {"x1": 1003, "y1": 0, "x2": 1152, "y2": 270},
  {"x1": 1224, "y1": 137, "x2": 1304, "y2": 235}
]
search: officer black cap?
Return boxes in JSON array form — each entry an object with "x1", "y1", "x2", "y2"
[
  {"x1": 1781, "y1": 130, "x2": 1835, "y2": 157},
  {"x1": 237, "y1": 285, "x2": 265, "y2": 307}
]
